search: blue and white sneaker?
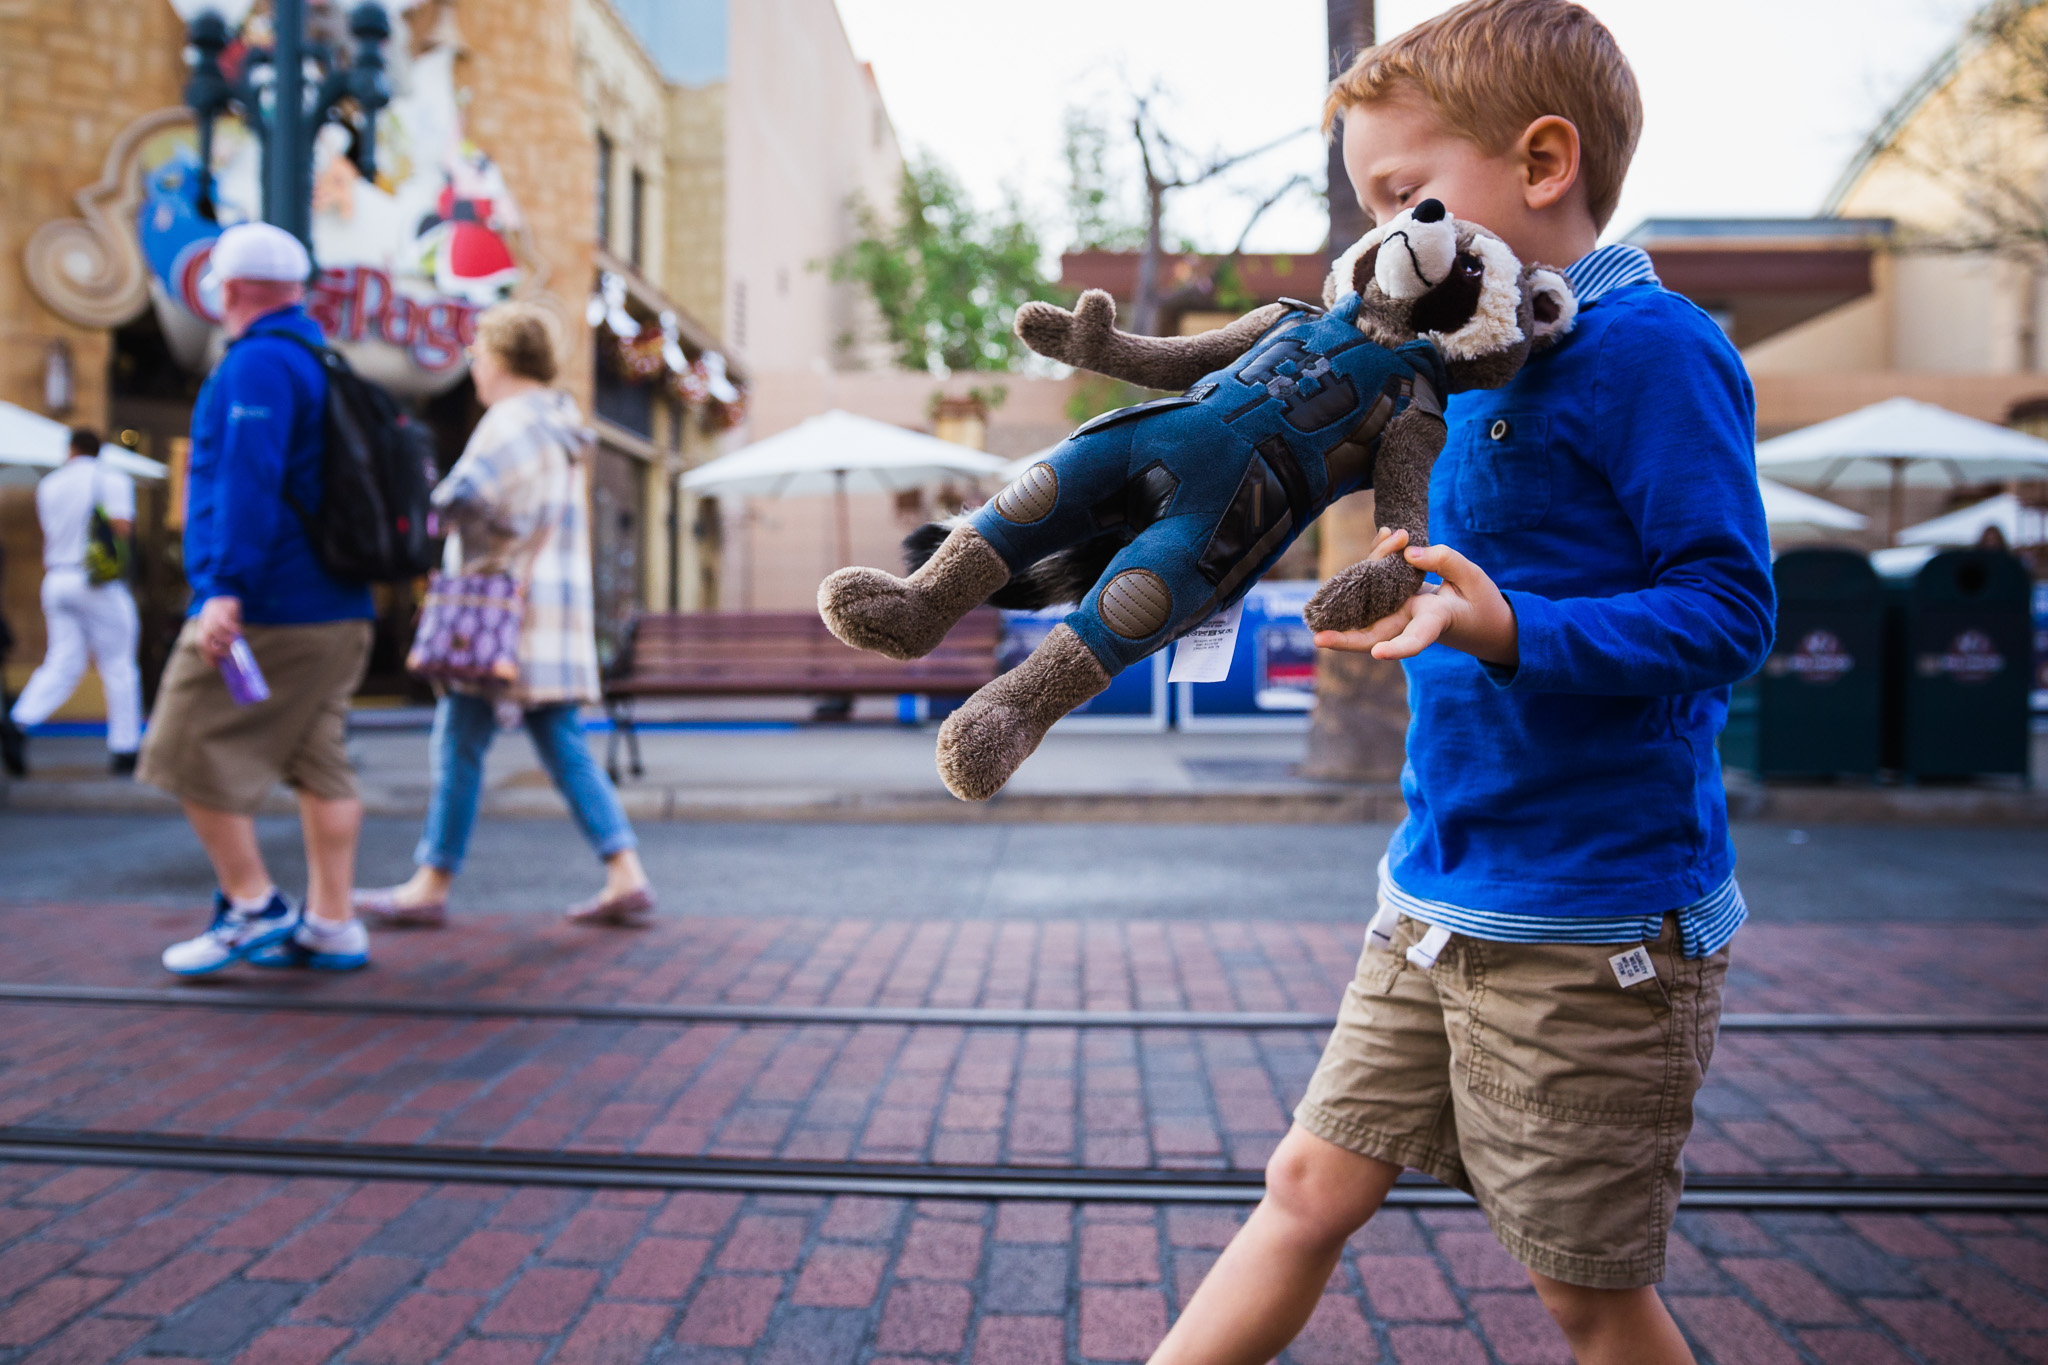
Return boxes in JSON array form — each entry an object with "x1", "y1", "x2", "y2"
[
  {"x1": 250, "y1": 916, "x2": 370, "y2": 972},
  {"x1": 162, "y1": 891, "x2": 301, "y2": 976}
]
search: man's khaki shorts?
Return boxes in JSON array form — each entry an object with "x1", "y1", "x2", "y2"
[
  {"x1": 1295, "y1": 910, "x2": 1729, "y2": 1289},
  {"x1": 138, "y1": 619, "x2": 372, "y2": 815}
]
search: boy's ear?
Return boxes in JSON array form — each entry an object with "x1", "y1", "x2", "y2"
[{"x1": 1525, "y1": 267, "x2": 1578, "y2": 349}]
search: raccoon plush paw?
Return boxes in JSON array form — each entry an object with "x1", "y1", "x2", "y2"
[
  {"x1": 818, "y1": 525, "x2": 1011, "y2": 661},
  {"x1": 935, "y1": 623, "x2": 1110, "y2": 801},
  {"x1": 1302, "y1": 555, "x2": 1426, "y2": 635}
]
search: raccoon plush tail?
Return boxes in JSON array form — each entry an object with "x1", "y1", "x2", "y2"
[{"x1": 903, "y1": 518, "x2": 1129, "y2": 612}]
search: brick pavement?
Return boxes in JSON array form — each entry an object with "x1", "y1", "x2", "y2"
[
  {"x1": 0, "y1": 1162, "x2": 2040, "y2": 1364},
  {"x1": 0, "y1": 906, "x2": 2040, "y2": 1360},
  {"x1": 0, "y1": 1005, "x2": 2042, "y2": 1181},
  {"x1": 9, "y1": 905, "x2": 2048, "y2": 1019},
  {"x1": 0, "y1": 909, "x2": 2041, "y2": 1179}
]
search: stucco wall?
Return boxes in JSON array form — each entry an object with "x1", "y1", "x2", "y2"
[{"x1": 722, "y1": 0, "x2": 902, "y2": 373}]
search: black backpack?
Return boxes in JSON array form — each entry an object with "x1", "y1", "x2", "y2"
[{"x1": 240, "y1": 330, "x2": 442, "y2": 584}]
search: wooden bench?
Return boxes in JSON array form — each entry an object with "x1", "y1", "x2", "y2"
[{"x1": 601, "y1": 607, "x2": 1006, "y2": 778}]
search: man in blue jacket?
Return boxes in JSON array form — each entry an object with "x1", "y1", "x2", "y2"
[{"x1": 138, "y1": 223, "x2": 376, "y2": 975}]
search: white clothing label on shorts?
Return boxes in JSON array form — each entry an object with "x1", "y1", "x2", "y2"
[
  {"x1": 1609, "y1": 946, "x2": 1658, "y2": 988},
  {"x1": 1405, "y1": 924, "x2": 1452, "y2": 970},
  {"x1": 1168, "y1": 600, "x2": 1244, "y2": 683},
  {"x1": 1366, "y1": 899, "x2": 1401, "y2": 954}
]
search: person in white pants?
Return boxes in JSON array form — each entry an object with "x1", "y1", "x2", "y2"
[{"x1": 7, "y1": 428, "x2": 141, "y2": 775}]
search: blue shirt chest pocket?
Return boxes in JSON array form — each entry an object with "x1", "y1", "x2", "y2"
[{"x1": 1455, "y1": 413, "x2": 1551, "y2": 532}]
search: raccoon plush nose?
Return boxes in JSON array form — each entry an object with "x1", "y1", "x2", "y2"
[{"x1": 1412, "y1": 198, "x2": 1447, "y2": 223}]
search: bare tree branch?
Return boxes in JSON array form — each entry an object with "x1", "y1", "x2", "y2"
[{"x1": 1125, "y1": 89, "x2": 1312, "y2": 334}]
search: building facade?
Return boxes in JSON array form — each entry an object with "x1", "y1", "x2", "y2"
[
  {"x1": 0, "y1": 0, "x2": 767, "y2": 712},
  {"x1": 1620, "y1": 5, "x2": 2048, "y2": 543}
]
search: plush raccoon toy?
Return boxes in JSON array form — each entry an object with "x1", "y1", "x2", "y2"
[{"x1": 820, "y1": 200, "x2": 1576, "y2": 801}]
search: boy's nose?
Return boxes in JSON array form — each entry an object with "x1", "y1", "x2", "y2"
[{"x1": 1412, "y1": 198, "x2": 1447, "y2": 223}]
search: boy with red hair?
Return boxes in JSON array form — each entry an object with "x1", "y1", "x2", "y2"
[{"x1": 1152, "y1": 4, "x2": 1773, "y2": 1362}]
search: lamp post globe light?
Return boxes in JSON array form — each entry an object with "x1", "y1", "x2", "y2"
[{"x1": 170, "y1": 0, "x2": 393, "y2": 250}]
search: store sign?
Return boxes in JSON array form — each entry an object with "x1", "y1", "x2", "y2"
[
  {"x1": 24, "y1": 23, "x2": 525, "y2": 398},
  {"x1": 1763, "y1": 629, "x2": 1856, "y2": 684},
  {"x1": 1916, "y1": 629, "x2": 2006, "y2": 684}
]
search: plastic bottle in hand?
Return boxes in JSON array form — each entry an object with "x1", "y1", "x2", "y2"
[{"x1": 218, "y1": 638, "x2": 270, "y2": 706}]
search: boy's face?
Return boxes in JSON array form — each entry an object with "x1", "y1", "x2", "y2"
[{"x1": 1341, "y1": 95, "x2": 1586, "y2": 267}]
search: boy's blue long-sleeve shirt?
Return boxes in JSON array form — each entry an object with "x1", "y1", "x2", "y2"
[
  {"x1": 182, "y1": 306, "x2": 374, "y2": 625},
  {"x1": 1387, "y1": 281, "x2": 1775, "y2": 920}
]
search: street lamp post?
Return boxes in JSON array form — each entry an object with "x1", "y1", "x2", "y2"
[{"x1": 177, "y1": 0, "x2": 394, "y2": 250}]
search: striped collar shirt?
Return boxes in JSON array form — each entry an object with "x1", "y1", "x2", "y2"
[
  {"x1": 1379, "y1": 859, "x2": 1748, "y2": 960},
  {"x1": 1563, "y1": 242, "x2": 1660, "y2": 308},
  {"x1": 1380, "y1": 239, "x2": 1746, "y2": 959}
]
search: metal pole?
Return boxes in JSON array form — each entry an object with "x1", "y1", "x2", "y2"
[
  {"x1": 834, "y1": 471, "x2": 852, "y2": 569},
  {"x1": 268, "y1": 0, "x2": 310, "y2": 246},
  {"x1": 1325, "y1": 0, "x2": 1375, "y2": 262},
  {"x1": 1888, "y1": 458, "x2": 1906, "y2": 544}
]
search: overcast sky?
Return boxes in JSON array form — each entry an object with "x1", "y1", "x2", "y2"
[{"x1": 833, "y1": 0, "x2": 1978, "y2": 257}]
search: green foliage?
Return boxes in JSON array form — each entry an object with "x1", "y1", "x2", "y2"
[
  {"x1": 1065, "y1": 374, "x2": 1166, "y2": 426},
  {"x1": 829, "y1": 159, "x2": 1058, "y2": 375},
  {"x1": 1063, "y1": 106, "x2": 1144, "y2": 251},
  {"x1": 1210, "y1": 258, "x2": 1259, "y2": 316}
]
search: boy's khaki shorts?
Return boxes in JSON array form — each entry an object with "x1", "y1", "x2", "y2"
[
  {"x1": 1295, "y1": 910, "x2": 1728, "y2": 1289},
  {"x1": 138, "y1": 619, "x2": 372, "y2": 815}
]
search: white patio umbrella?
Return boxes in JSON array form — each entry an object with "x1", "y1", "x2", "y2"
[
  {"x1": 1758, "y1": 476, "x2": 1867, "y2": 540},
  {"x1": 0, "y1": 401, "x2": 168, "y2": 487},
  {"x1": 1897, "y1": 491, "x2": 2047, "y2": 549},
  {"x1": 682, "y1": 409, "x2": 1009, "y2": 567},
  {"x1": 1754, "y1": 397, "x2": 2048, "y2": 539}
]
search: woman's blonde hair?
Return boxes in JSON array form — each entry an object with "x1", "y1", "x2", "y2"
[
  {"x1": 1324, "y1": 0, "x2": 1642, "y2": 229},
  {"x1": 473, "y1": 301, "x2": 562, "y2": 384}
]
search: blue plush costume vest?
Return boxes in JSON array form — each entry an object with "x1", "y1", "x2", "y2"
[{"x1": 970, "y1": 294, "x2": 1449, "y2": 674}]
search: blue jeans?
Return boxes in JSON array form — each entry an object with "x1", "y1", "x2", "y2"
[{"x1": 416, "y1": 693, "x2": 637, "y2": 875}]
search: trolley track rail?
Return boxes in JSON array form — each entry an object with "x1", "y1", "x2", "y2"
[
  {"x1": 0, "y1": 1127, "x2": 2039, "y2": 1212},
  {"x1": 0, "y1": 983, "x2": 2042, "y2": 1034}
]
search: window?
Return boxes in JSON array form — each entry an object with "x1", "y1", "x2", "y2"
[
  {"x1": 630, "y1": 167, "x2": 646, "y2": 269},
  {"x1": 595, "y1": 131, "x2": 614, "y2": 249}
]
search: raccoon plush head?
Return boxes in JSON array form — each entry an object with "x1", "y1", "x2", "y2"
[{"x1": 1324, "y1": 198, "x2": 1577, "y2": 391}]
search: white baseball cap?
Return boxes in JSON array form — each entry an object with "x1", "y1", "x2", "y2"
[{"x1": 201, "y1": 222, "x2": 312, "y2": 290}]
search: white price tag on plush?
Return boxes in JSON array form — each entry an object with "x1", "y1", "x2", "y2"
[{"x1": 1168, "y1": 601, "x2": 1245, "y2": 684}]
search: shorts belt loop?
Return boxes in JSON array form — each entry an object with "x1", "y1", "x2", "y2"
[{"x1": 1406, "y1": 924, "x2": 1453, "y2": 970}]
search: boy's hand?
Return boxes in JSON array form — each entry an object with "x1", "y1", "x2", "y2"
[{"x1": 1312, "y1": 533, "x2": 1519, "y2": 666}]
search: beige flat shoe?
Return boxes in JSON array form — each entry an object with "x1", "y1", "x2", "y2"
[
  {"x1": 351, "y1": 886, "x2": 448, "y2": 929},
  {"x1": 566, "y1": 886, "x2": 656, "y2": 927}
]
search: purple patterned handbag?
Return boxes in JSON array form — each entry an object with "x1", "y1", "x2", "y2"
[{"x1": 407, "y1": 571, "x2": 525, "y2": 687}]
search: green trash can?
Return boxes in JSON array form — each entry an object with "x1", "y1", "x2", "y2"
[
  {"x1": 1756, "y1": 548, "x2": 1884, "y2": 778},
  {"x1": 1718, "y1": 675, "x2": 1759, "y2": 775},
  {"x1": 1888, "y1": 549, "x2": 2032, "y2": 779}
]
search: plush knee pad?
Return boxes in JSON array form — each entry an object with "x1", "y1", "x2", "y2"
[
  {"x1": 993, "y1": 463, "x2": 1059, "y2": 523},
  {"x1": 1096, "y1": 569, "x2": 1173, "y2": 640}
]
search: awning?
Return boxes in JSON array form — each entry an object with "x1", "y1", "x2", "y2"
[{"x1": 0, "y1": 402, "x2": 168, "y2": 488}]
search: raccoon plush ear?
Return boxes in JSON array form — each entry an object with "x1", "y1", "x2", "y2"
[
  {"x1": 1526, "y1": 267, "x2": 1578, "y2": 349},
  {"x1": 1324, "y1": 224, "x2": 1388, "y2": 308}
]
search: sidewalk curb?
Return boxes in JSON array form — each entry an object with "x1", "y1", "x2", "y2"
[
  {"x1": 0, "y1": 778, "x2": 1403, "y2": 824},
  {"x1": 7, "y1": 775, "x2": 2047, "y2": 823}
]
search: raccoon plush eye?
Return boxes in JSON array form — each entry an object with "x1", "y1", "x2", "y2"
[{"x1": 1455, "y1": 254, "x2": 1482, "y2": 277}]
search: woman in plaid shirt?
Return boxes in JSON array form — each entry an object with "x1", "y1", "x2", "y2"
[{"x1": 354, "y1": 303, "x2": 655, "y2": 929}]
